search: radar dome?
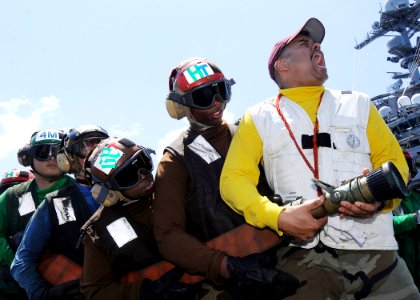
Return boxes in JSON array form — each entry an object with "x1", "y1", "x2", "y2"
[
  {"x1": 379, "y1": 106, "x2": 392, "y2": 118},
  {"x1": 411, "y1": 94, "x2": 420, "y2": 105},
  {"x1": 397, "y1": 95, "x2": 412, "y2": 107}
]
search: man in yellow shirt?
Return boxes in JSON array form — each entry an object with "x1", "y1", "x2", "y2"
[{"x1": 220, "y1": 18, "x2": 419, "y2": 299}]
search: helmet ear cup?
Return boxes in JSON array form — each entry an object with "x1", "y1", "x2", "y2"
[
  {"x1": 56, "y1": 151, "x2": 71, "y2": 173},
  {"x1": 57, "y1": 150, "x2": 75, "y2": 173},
  {"x1": 165, "y1": 99, "x2": 187, "y2": 120},
  {"x1": 18, "y1": 145, "x2": 32, "y2": 167}
]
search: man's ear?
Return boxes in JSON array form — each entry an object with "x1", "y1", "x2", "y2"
[{"x1": 274, "y1": 59, "x2": 287, "y2": 72}]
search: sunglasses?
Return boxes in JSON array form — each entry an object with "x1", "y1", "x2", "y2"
[
  {"x1": 31, "y1": 144, "x2": 60, "y2": 161},
  {"x1": 68, "y1": 137, "x2": 107, "y2": 159},
  {"x1": 102, "y1": 148, "x2": 154, "y2": 190},
  {"x1": 170, "y1": 79, "x2": 235, "y2": 109}
]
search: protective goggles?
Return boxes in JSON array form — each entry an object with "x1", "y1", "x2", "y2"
[
  {"x1": 102, "y1": 148, "x2": 154, "y2": 191},
  {"x1": 169, "y1": 78, "x2": 235, "y2": 109},
  {"x1": 68, "y1": 137, "x2": 107, "y2": 159},
  {"x1": 31, "y1": 144, "x2": 60, "y2": 161}
]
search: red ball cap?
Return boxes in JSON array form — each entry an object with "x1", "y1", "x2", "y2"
[{"x1": 268, "y1": 18, "x2": 325, "y2": 81}]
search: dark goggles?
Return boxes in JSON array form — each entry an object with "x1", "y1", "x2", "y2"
[
  {"x1": 171, "y1": 78, "x2": 235, "y2": 109},
  {"x1": 31, "y1": 144, "x2": 60, "y2": 161},
  {"x1": 68, "y1": 137, "x2": 107, "y2": 159},
  {"x1": 103, "y1": 148, "x2": 154, "y2": 191}
]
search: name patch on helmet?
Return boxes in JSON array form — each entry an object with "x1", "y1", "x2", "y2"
[
  {"x1": 35, "y1": 130, "x2": 61, "y2": 142},
  {"x1": 94, "y1": 145, "x2": 123, "y2": 175},
  {"x1": 183, "y1": 63, "x2": 214, "y2": 84},
  {"x1": 107, "y1": 217, "x2": 137, "y2": 248}
]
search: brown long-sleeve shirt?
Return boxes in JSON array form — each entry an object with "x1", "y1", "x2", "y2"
[
  {"x1": 152, "y1": 122, "x2": 232, "y2": 283},
  {"x1": 80, "y1": 199, "x2": 153, "y2": 300}
]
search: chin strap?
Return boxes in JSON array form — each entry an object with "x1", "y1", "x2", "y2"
[{"x1": 90, "y1": 183, "x2": 138, "y2": 207}]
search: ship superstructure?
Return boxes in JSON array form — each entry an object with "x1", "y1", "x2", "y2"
[{"x1": 355, "y1": 0, "x2": 420, "y2": 186}]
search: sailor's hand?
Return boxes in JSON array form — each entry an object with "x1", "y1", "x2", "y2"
[
  {"x1": 277, "y1": 196, "x2": 327, "y2": 241},
  {"x1": 338, "y1": 201, "x2": 380, "y2": 218},
  {"x1": 338, "y1": 168, "x2": 378, "y2": 218},
  {"x1": 226, "y1": 252, "x2": 304, "y2": 299}
]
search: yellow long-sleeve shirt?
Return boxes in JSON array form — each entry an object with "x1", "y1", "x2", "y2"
[{"x1": 220, "y1": 86, "x2": 408, "y2": 235}]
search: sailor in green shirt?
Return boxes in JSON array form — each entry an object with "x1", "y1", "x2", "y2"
[
  {"x1": 393, "y1": 151, "x2": 420, "y2": 289},
  {"x1": 0, "y1": 128, "x2": 69, "y2": 299}
]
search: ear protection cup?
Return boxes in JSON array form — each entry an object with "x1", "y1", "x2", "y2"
[
  {"x1": 57, "y1": 149, "x2": 80, "y2": 174},
  {"x1": 56, "y1": 150, "x2": 72, "y2": 173},
  {"x1": 17, "y1": 144, "x2": 32, "y2": 167},
  {"x1": 165, "y1": 99, "x2": 187, "y2": 120}
]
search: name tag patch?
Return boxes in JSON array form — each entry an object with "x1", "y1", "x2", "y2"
[
  {"x1": 187, "y1": 135, "x2": 221, "y2": 164},
  {"x1": 54, "y1": 197, "x2": 76, "y2": 225},
  {"x1": 106, "y1": 217, "x2": 137, "y2": 248},
  {"x1": 18, "y1": 192, "x2": 36, "y2": 216}
]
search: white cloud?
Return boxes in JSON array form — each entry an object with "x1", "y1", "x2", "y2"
[
  {"x1": 0, "y1": 96, "x2": 61, "y2": 163},
  {"x1": 108, "y1": 122, "x2": 144, "y2": 139}
]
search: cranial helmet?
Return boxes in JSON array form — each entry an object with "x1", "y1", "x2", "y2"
[
  {"x1": 57, "y1": 124, "x2": 109, "y2": 174},
  {"x1": 85, "y1": 137, "x2": 155, "y2": 201},
  {"x1": 165, "y1": 57, "x2": 235, "y2": 118},
  {"x1": 0, "y1": 169, "x2": 35, "y2": 195},
  {"x1": 19, "y1": 129, "x2": 64, "y2": 167}
]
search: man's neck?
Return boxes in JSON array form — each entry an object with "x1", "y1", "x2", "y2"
[{"x1": 35, "y1": 176, "x2": 57, "y2": 190}]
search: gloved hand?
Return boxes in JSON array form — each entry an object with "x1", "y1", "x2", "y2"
[
  {"x1": 226, "y1": 252, "x2": 304, "y2": 299},
  {"x1": 141, "y1": 267, "x2": 202, "y2": 300},
  {"x1": 8, "y1": 231, "x2": 24, "y2": 252},
  {"x1": 41, "y1": 280, "x2": 82, "y2": 300}
]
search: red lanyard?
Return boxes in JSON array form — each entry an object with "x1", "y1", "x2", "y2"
[{"x1": 275, "y1": 93, "x2": 324, "y2": 196}]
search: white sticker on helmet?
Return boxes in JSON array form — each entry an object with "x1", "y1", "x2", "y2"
[
  {"x1": 183, "y1": 63, "x2": 214, "y2": 84},
  {"x1": 53, "y1": 197, "x2": 76, "y2": 225},
  {"x1": 94, "y1": 146, "x2": 123, "y2": 175},
  {"x1": 187, "y1": 135, "x2": 221, "y2": 164},
  {"x1": 35, "y1": 130, "x2": 61, "y2": 142},
  {"x1": 106, "y1": 217, "x2": 137, "y2": 248},
  {"x1": 18, "y1": 192, "x2": 36, "y2": 216}
]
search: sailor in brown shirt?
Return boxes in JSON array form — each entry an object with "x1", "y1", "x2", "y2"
[
  {"x1": 80, "y1": 137, "x2": 200, "y2": 299},
  {"x1": 153, "y1": 57, "x2": 300, "y2": 299}
]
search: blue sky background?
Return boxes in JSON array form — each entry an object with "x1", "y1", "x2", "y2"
[{"x1": 0, "y1": 0, "x2": 413, "y2": 174}]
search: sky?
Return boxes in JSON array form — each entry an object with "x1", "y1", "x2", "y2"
[{"x1": 0, "y1": 0, "x2": 416, "y2": 174}]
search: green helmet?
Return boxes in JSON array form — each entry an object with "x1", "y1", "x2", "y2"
[{"x1": 26, "y1": 129, "x2": 64, "y2": 163}]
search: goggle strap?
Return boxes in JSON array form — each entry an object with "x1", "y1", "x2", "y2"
[
  {"x1": 95, "y1": 185, "x2": 109, "y2": 205},
  {"x1": 228, "y1": 78, "x2": 236, "y2": 86},
  {"x1": 167, "y1": 91, "x2": 186, "y2": 105},
  {"x1": 144, "y1": 147, "x2": 156, "y2": 156}
]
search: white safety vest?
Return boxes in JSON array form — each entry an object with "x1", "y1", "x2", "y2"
[{"x1": 249, "y1": 89, "x2": 397, "y2": 250}]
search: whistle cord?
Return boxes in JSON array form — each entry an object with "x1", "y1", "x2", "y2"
[{"x1": 275, "y1": 93, "x2": 324, "y2": 196}]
